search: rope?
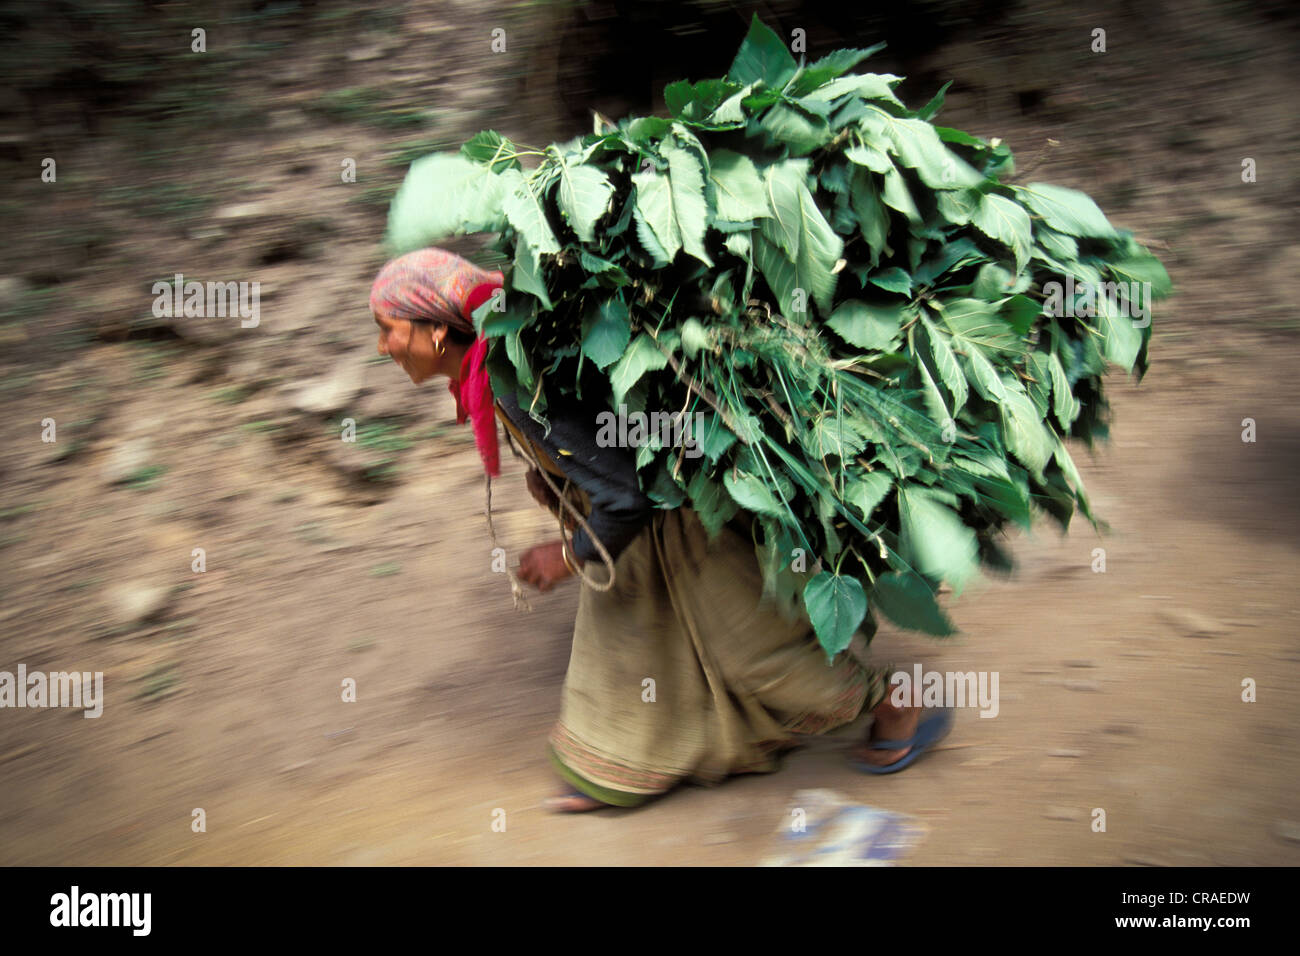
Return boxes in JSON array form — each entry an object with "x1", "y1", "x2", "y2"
[
  {"x1": 485, "y1": 420, "x2": 618, "y2": 596},
  {"x1": 484, "y1": 472, "x2": 533, "y2": 612}
]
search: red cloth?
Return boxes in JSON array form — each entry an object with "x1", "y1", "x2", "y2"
[
  {"x1": 448, "y1": 284, "x2": 500, "y2": 478},
  {"x1": 369, "y1": 250, "x2": 503, "y2": 478}
]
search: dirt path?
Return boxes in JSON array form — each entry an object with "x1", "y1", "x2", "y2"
[
  {"x1": 1, "y1": 0, "x2": 1298, "y2": 865},
  {"x1": 2, "y1": 332, "x2": 1297, "y2": 865}
]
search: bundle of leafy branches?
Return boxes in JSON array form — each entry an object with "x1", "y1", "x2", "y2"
[{"x1": 384, "y1": 15, "x2": 1170, "y2": 659}]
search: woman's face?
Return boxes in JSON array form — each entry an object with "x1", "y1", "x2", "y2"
[{"x1": 374, "y1": 310, "x2": 444, "y2": 384}]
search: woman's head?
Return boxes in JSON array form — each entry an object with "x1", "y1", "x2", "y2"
[{"x1": 368, "y1": 248, "x2": 502, "y2": 384}]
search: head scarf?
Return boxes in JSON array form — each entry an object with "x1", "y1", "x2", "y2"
[{"x1": 369, "y1": 249, "x2": 503, "y2": 477}]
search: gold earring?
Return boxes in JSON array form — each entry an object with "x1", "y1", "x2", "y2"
[{"x1": 433, "y1": 339, "x2": 446, "y2": 357}]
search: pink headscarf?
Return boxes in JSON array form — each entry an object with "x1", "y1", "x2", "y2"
[{"x1": 369, "y1": 249, "x2": 503, "y2": 477}]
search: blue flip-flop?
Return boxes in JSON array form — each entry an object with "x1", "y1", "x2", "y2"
[{"x1": 853, "y1": 708, "x2": 953, "y2": 775}]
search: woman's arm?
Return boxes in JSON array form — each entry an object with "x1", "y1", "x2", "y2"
[{"x1": 496, "y1": 391, "x2": 654, "y2": 565}]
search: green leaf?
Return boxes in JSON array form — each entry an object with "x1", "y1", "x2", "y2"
[
  {"x1": 1000, "y1": 386, "x2": 1054, "y2": 479},
  {"x1": 755, "y1": 162, "x2": 844, "y2": 314},
  {"x1": 915, "y1": 81, "x2": 952, "y2": 121},
  {"x1": 758, "y1": 101, "x2": 832, "y2": 155},
  {"x1": 915, "y1": 355, "x2": 951, "y2": 431},
  {"x1": 510, "y1": 240, "x2": 552, "y2": 309},
  {"x1": 804, "y1": 572, "x2": 868, "y2": 660},
  {"x1": 727, "y1": 14, "x2": 798, "y2": 88},
  {"x1": 1094, "y1": 288, "x2": 1143, "y2": 372},
  {"x1": 964, "y1": 345, "x2": 1008, "y2": 402},
  {"x1": 815, "y1": 73, "x2": 905, "y2": 110},
  {"x1": 665, "y1": 78, "x2": 738, "y2": 121},
  {"x1": 1107, "y1": 253, "x2": 1172, "y2": 298},
  {"x1": 499, "y1": 168, "x2": 560, "y2": 257},
  {"x1": 898, "y1": 485, "x2": 978, "y2": 590},
  {"x1": 708, "y1": 149, "x2": 770, "y2": 221},
  {"x1": 844, "y1": 139, "x2": 892, "y2": 173},
  {"x1": 827, "y1": 300, "x2": 906, "y2": 350},
  {"x1": 698, "y1": 412, "x2": 738, "y2": 462},
  {"x1": 935, "y1": 188, "x2": 980, "y2": 225},
  {"x1": 844, "y1": 470, "x2": 892, "y2": 521},
  {"x1": 881, "y1": 165, "x2": 920, "y2": 223},
  {"x1": 504, "y1": 329, "x2": 535, "y2": 393},
  {"x1": 1013, "y1": 183, "x2": 1117, "y2": 239},
  {"x1": 646, "y1": 464, "x2": 687, "y2": 508},
  {"x1": 609, "y1": 333, "x2": 669, "y2": 405},
  {"x1": 1000, "y1": 294, "x2": 1041, "y2": 335},
  {"x1": 868, "y1": 266, "x2": 912, "y2": 294},
  {"x1": 969, "y1": 193, "x2": 1032, "y2": 271},
  {"x1": 1025, "y1": 350, "x2": 1052, "y2": 416},
  {"x1": 633, "y1": 204, "x2": 672, "y2": 266},
  {"x1": 939, "y1": 299, "x2": 1023, "y2": 354},
  {"x1": 1053, "y1": 442, "x2": 1094, "y2": 523},
  {"x1": 1048, "y1": 352, "x2": 1081, "y2": 428},
  {"x1": 914, "y1": 237, "x2": 983, "y2": 285},
  {"x1": 581, "y1": 297, "x2": 631, "y2": 369},
  {"x1": 788, "y1": 45, "x2": 887, "y2": 96},
  {"x1": 723, "y1": 469, "x2": 786, "y2": 518},
  {"x1": 859, "y1": 105, "x2": 983, "y2": 190},
  {"x1": 723, "y1": 230, "x2": 751, "y2": 260},
  {"x1": 809, "y1": 414, "x2": 872, "y2": 459},
  {"x1": 849, "y1": 168, "x2": 890, "y2": 265},
  {"x1": 1035, "y1": 228, "x2": 1078, "y2": 262},
  {"x1": 688, "y1": 468, "x2": 740, "y2": 539},
  {"x1": 921, "y1": 317, "x2": 968, "y2": 415},
  {"x1": 680, "y1": 316, "x2": 710, "y2": 358},
  {"x1": 665, "y1": 144, "x2": 712, "y2": 265},
  {"x1": 555, "y1": 159, "x2": 613, "y2": 243},
  {"x1": 385, "y1": 154, "x2": 507, "y2": 253},
  {"x1": 460, "y1": 130, "x2": 518, "y2": 168},
  {"x1": 871, "y1": 571, "x2": 956, "y2": 636},
  {"x1": 631, "y1": 144, "x2": 712, "y2": 266},
  {"x1": 972, "y1": 263, "x2": 1026, "y2": 300}
]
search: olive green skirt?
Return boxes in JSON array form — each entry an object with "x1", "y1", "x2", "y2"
[{"x1": 548, "y1": 507, "x2": 887, "y2": 807}]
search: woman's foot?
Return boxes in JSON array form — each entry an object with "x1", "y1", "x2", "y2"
[
  {"x1": 542, "y1": 790, "x2": 607, "y2": 813},
  {"x1": 852, "y1": 695, "x2": 921, "y2": 768}
]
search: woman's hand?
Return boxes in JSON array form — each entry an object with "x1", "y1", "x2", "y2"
[{"x1": 518, "y1": 540, "x2": 578, "y2": 592}]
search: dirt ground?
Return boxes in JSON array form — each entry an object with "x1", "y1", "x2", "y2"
[{"x1": 1, "y1": 0, "x2": 1298, "y2": 865}]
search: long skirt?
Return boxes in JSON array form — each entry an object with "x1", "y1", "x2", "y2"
[{"x1": 548, "y1": 506, "x2": 890, "y2": 807}]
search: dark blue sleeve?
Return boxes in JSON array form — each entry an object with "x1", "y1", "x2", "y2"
[{"x1": 497, "y1": 393, "x2": 655, "y2": 564}]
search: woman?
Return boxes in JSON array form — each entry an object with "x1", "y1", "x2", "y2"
[{"x1": 369, "y1": 248, "x2": 950, "y2": 812}]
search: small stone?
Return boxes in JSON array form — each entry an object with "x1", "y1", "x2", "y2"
[
  {"x1": 101, "y1": 438, "x2": 154, "y2": 485},
  {"x1": 0, "y1": 275, "x2": 29, "y2": 312},
  {"x1": 106, "y1": 583, "x2": 172, "y2": 627},
  {"x1": 1102, "y1": 722, "x2": 1139, "y2": 735},
  {"x1": 1274, "y1": 821, "x2": 1300, "y2": 844},
  {"x1": 213, "y1": 201, "x2": 274, "y2": 221},
  {"x1": 347, "y1": 44, "x2": 388, "y2": 62},
  {"x1": 289, "y1": 361, "x2": 364, "y2": 416},
  {"x1": 1159, "y1": 607, "x2": 1220, "y2": 638},
  {"x1": 1063, "y1": 679, "x2": 1100, "y2": 692},
  {"x1": 1048, "y1": 748, "x2": 1085, "y2": 758},
  {"x1": 1044, "y1": 807, "x2": 1081, "y2": 821}
]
